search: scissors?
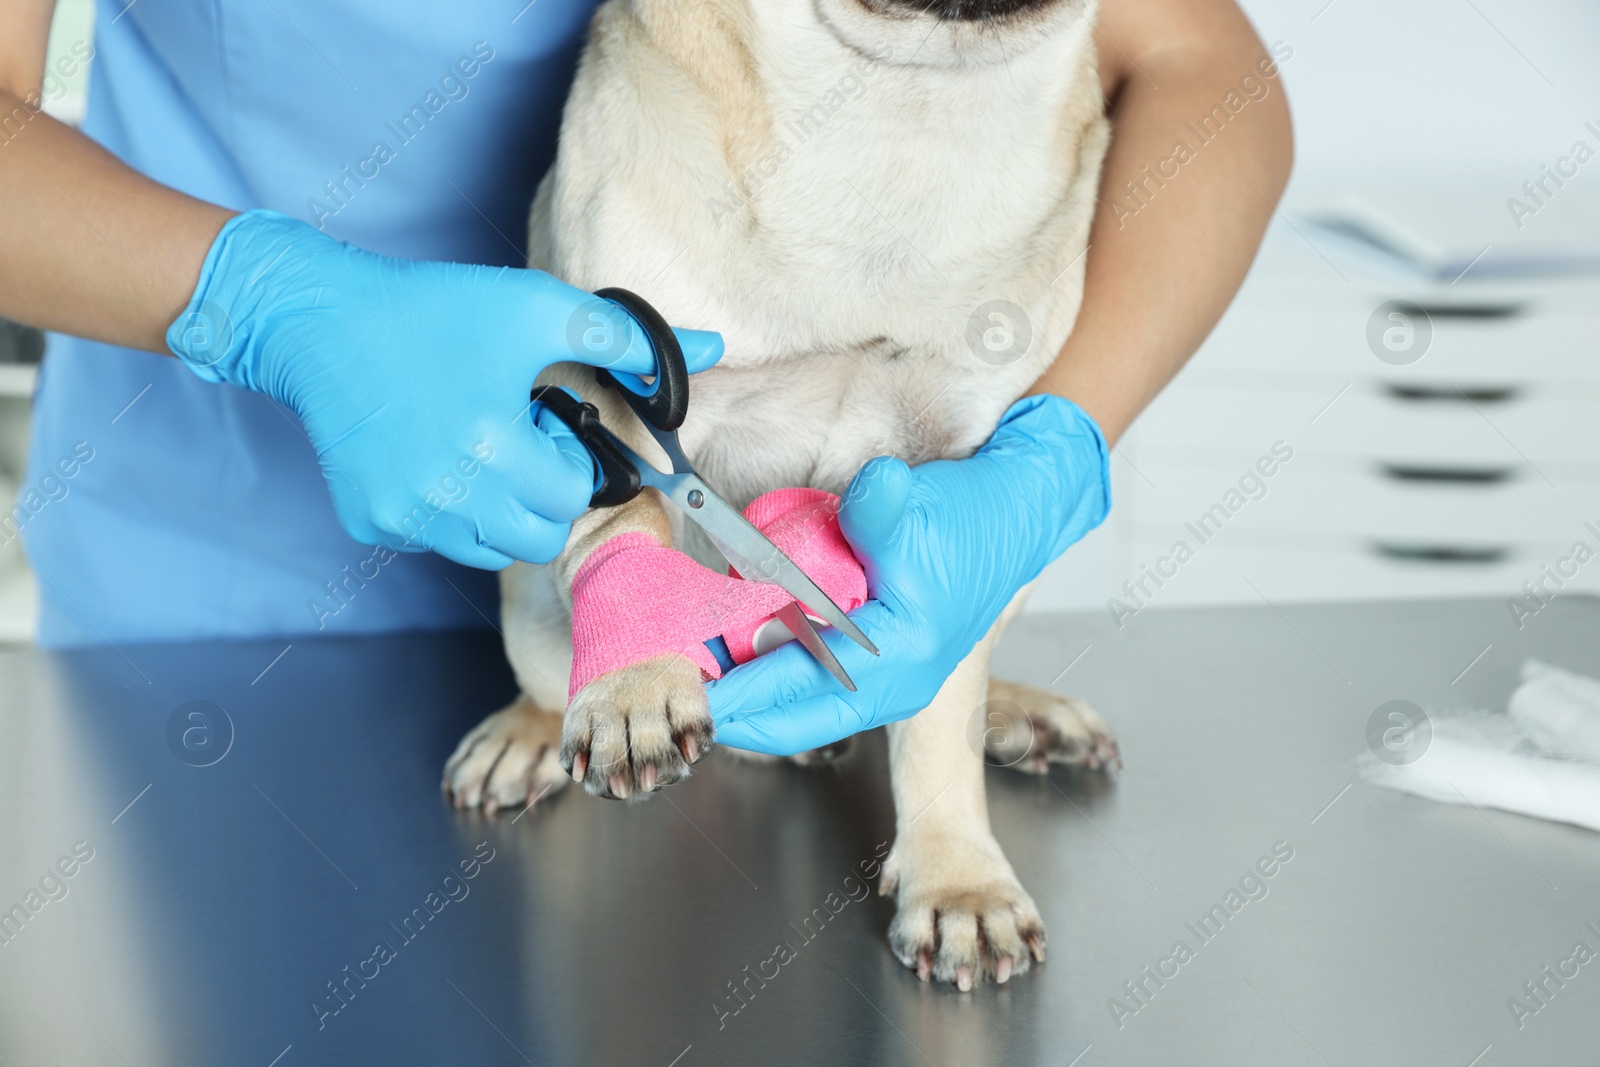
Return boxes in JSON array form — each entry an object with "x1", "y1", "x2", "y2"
[{"x1": 529, "y1": 287, "x2": 879, "y2": 691}]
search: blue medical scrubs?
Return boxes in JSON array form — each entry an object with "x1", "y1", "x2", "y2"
[{"x1": 23, "y1": 0, "x2": 600, "y2": 646}]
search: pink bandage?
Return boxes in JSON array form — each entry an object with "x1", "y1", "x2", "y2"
[{"x1": 567, "y1": 489, "x2": 868, "y2": 700}]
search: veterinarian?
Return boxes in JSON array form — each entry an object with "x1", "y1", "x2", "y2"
[
  {"x1": 0, "y1": 2, "x2": 722, "y2": 645},
  {"x1": 0, "y1": 2, "x2": 1289, "y2": 741}
]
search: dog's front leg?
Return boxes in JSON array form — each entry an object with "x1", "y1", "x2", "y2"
[
  {"x1": 445, "y1": 371, "x2": 716, "y2": 809},
  {"x1": 548, "y1": 492, "x2": 716, "y2": 800},
  {"x1": 444, "y1": 494, "x2": 711, "y2": 808},
  {"x1": 881, "y1": 598, "x2": 1046, "y2": 989}
]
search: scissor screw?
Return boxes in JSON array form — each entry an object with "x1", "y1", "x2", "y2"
[{"x1": 686, "y1": 489, "x2": 705, "y2": 508}]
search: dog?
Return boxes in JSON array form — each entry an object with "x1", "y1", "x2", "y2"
[{"x1": 444, "y1": 0, "x2": 1118, "y2": 989}]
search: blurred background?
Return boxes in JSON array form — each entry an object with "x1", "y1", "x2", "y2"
[
  {"x1": 1038, "y1": 0, "x2": 1600, "y2": 619},
  {"x1": 3, "y1": 0, "x2": 1599, "y2": 641}
]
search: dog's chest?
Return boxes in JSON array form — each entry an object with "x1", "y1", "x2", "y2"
[
  {"x1": 670, "y1": 340, "x2": 1022, "y2": 510},
  {"x1": 543, "y1": 4, "x2": 1106, "y2": 504},
  {"x1": 658, "y1": 86, "x2": 1091, "y2": 501}
]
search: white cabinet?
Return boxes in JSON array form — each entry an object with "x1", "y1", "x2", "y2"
[{"x1": 1032, "y1": 183, "x2": 1600, "y2": 617}]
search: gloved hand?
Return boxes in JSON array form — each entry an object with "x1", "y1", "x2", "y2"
[
  {"x1": 167, "y1": 209, "x2": 722, "y2": 568},
  {"x1": 706, "y1": 394, "x2": 1109, "y2": 755}
]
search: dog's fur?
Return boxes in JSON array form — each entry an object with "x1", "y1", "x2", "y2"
[{"x1": 445, "y1": 0, "x2": 1118, "y2": 987}]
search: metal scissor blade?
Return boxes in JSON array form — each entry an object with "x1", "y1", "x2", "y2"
[
  {"x1": 775, "y1": 602, "x2": 856, "y2": 691},
  {"x1": 639, "y1": 467, "x2": 879, "y2": 657}
]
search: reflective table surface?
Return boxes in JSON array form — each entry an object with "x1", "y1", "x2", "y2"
[{"x1": 2, "y1": 596, "x2": 1598, "y2": 1066}]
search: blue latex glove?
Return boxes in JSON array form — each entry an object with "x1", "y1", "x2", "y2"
[
  {"x1": 706, "y1": 394, "x2": 1110, "y2": 755},
  {"x1": 167, "y1": 210, "x2": 722, "y2": 568}
]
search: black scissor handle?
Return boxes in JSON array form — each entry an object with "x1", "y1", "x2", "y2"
[
  {"x1": 529, "y1": 385, "x2": 641, "y2": 508},
  {"x1": 591, "y1": 287, "x2": 690, "y2": 433}
]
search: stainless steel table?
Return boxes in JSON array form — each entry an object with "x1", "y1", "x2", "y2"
[{"x1": 2, "y1": 596, "x2": 1597, "y2": 1066}]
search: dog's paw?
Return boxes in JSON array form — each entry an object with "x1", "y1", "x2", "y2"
[
  {"x1": 443, "y1": 696, "x2": 569, "y2": 814},
  {"x1": 883, "y1": 833, "x2": 1046, "y2": 991},
  {"x1": 561, "y1": 653, "x2": 713, "y2": 800},
  {"x1": 982, "y1": 678, "x2": 1120, "y2": 774}
]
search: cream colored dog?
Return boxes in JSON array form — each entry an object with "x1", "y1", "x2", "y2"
[{"x1": 445, "y1": 0, "x2": 1118, "y2": 989}]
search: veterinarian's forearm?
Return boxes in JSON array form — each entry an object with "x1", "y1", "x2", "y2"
[
  {"x1": 0, "y1": 90, "x2": 231, "y2": 354},
  {"x1": 1031, "y1": 35, "x2": 1293, "y2": 446}
]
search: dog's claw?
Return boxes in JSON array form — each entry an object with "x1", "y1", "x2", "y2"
[
  {"x1": 641, "y1": 764, "x2": 658, "y2": 792},
  {"x1": 571, "y1": 750, "x2": 588, "y2": 782},
  {"x1": 916, "y1": 950, "x2": 932, "y2": 981},
  {"x1": 996, "y1": 956, "x2": 1013, "y2": 984},
  {"x1": 956, "y1": 965, "x2": 973, "y2": 992},
  {"x1": 609, "y1": 773, "x2": 628, "y2": 799}
]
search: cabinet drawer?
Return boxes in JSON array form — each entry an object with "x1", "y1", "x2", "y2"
[
  {"x1": 1129, "y1": 460, "x2": 1599, "y2": 545},
  {"x1": 1110, "y1": 536, "x2": 1583, "y2": 610},
  {"x1": 1129, "y1": 379, "x2": 1600, "y2": 467},
  {"x1": 1193, "y1": 301, "x2": 1600, "y2": 384}
]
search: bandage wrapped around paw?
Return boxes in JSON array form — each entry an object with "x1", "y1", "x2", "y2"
[{"x1": 566, "y1": 489, "x2": 868, "y2": 700}]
